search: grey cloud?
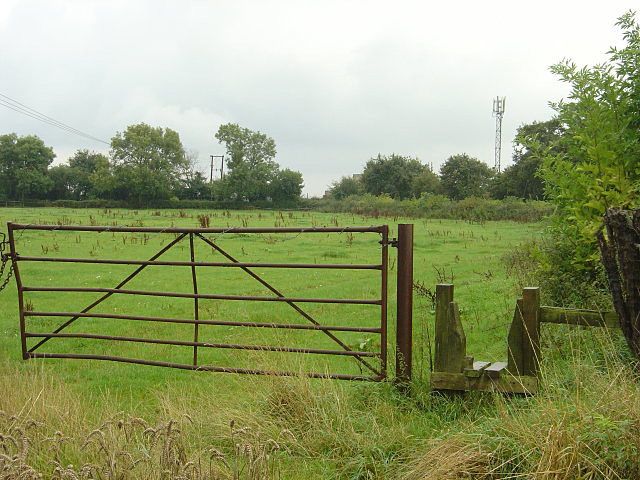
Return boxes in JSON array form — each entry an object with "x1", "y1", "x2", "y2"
[{"x1": 0, "y1": 0, "x2": 633, "y2": 195}]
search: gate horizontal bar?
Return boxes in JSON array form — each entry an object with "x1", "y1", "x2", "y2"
[
  {"x1": 23, "y1": 286, "x2": 382, "y2": 305},
  {"x1": 17, "y1": 256, "x2": 382, "y2": 270},
  {"x1": 25, "y1": 332, "x2": 380, "y2": 357},
  {"x1": 27, "y1": 352, "x2": 384, "y2": 381},
  {"x1": 25, "y1": 311, "x2": 382, "y2": 333},
  {"x1": 9, "y1": 223, "x2": 386, "y2": 234}
]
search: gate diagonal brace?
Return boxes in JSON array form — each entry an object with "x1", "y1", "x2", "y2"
[
  {"x1": 28, "y1": 233, "x2": 188, "y2": 353},
  {"x1": 195, "y1": 233, "x2": 382, "y2": 377}
]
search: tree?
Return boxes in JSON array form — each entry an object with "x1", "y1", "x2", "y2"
[
  {"x1": 269, "y1": 169, "x2": 304, "y2": 204},
  {"x1": 174, "y1": 151, "x2": 211, "y2": 200},
  {"x1": 411, "y1": 168, "x2": 441, "y2": 197},
  {"x1": 525, "y1": 12, "x2": 640, "y2": 358},
  {"x1": 531, "y1": 11, "x2": 640, "y2": 268},
  {"x1": 492, "y1": 120, "x2": 565, "y2": 200},
  {"x1": 110, "y1": 123, "x2": 187, "y2": 205},
  {"x1": 0, "y1": 133, "x2": 54, "y2": 201},
  {"x1": 599, "y1": 209, "x2": 640, "y2": 360},
  {"x1": 439, "y1": 154, "x2": 494, "y2": 200},
  {"x1": 47, "y1": 165, "x2": 74, "y2": 199},
  {"x1": 215, "y1": 123, "x2": 278, "y2": 202},
  {"x1": 67, "y1": 150, "x2": 109, "y2": 200},
  {"x1": 361, "y1": 154, "x2": 424, "y2": 200},
  {"x1": 327, "y1": 175, "x2": 363, "y2": 199}
]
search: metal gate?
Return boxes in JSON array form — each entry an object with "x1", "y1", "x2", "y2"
[{"x1": 7, "y1": 222, "x2": 393, "y2": 381}]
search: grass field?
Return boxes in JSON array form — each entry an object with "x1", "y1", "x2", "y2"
[
  {"x1": 3, "y1": 207, "x2": 636, "y2": 479},
  {"x1": 0, "y1": 208, "x2": 538, "y2": 390}
]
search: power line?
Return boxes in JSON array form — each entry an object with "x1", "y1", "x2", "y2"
[
  {"x1": 0, "y1": 92, "x2": 110, "y2": 145},
  {"x1": 0, "y1": 93, "x2": 110, "y2": 144},
  {"x1": 0, "y1": 99, "x2": 100, "y2": 141}
]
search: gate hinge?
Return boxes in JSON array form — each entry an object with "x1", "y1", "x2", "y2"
[{"x1": 380, "y1": 238, "x2": 399, "y2": 248}]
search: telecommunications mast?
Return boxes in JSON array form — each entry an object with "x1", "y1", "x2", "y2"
[{"x1": 492, "y1": 96, "x2": 506, "y2": 172}]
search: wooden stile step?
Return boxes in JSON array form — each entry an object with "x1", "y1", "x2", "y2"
[
  {"x1": 431, "y1": 371, "x2": 538, "y2": 394},
  {"x1": 484, "y1": 362, "x2": 507, "y2": 379},
  {"x1": 464, "y1": 361, "x2": 490, "y2": 378}
]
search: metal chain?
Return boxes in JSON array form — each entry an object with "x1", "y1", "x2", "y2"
[{"x1": 0, "y1": 232, "x2": 14, "y2": 292}]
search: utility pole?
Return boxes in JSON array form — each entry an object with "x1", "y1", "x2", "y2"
[
  {"x1": 209, "y1": 155, "x2": 224, "y2": 202},
  {"x1": 209, "y1": 155, "x2": 224, "y2": 182},
  {"x1": 492, "y1": 96, "x2": 506, "y2": 173}
]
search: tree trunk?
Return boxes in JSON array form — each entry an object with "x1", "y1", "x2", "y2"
[{"x1": 597, "y1": 208, "x2": 640, "y2": 360}]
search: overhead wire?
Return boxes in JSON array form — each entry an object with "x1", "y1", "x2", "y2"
[{"x1": 0, "y1": 92, "x2": 110, "y2": 145}]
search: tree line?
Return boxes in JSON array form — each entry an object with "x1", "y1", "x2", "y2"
[
  {"x1": 0, "y1": 122, "x2": 304, "y2": 207},
  {"x1": 326, "y1": 118, "x2": 562, "y2": 202}
]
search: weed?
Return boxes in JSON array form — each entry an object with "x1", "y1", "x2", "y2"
[
  {"x1": 413, "y1": 281, "x2": 436, "y2": 309},
  {"x1": 346, "y1": 232, "x2": 354, "y2": 246},
  {"x1": 197, "y1": 214, "x2": 210, "y2": 228},
  {"x1": 433, "y1": 265, "x2": 455, "y2": 284}
]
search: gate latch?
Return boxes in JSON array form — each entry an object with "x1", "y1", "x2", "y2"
[{"x1": 380, "y1": 237, "x2": 399, "y2": 248}]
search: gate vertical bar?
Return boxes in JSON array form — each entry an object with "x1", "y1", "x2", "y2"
[
  {"x1": 395, "y1": 224, "x2": 414, "y2": 385},
  {"x1": 189, "y1": 233, "x2": 199, "y2": 366},
  {"x1": 7, "y1": 223, "x2": 27, "y2": 359},
  {"x1": 380, "y1": 225, "x2": 389, "y2": 379}
]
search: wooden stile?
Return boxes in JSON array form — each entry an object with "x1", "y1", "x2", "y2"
[
  {"x1": 430, "y1": 284, "x2": 618, "y2": 396},
  {"x1": 432, "y1": 285, "x2": 539, "y2": 394}
]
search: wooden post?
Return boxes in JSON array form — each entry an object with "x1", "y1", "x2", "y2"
[
  {"x1": 507, "y1": 288, "x2": 540, "y2": 376},
  {"x1": 434, "y1": 284, "x2": 466, "y2": 373},
  {"x1": 507, "y1": 298, "x2": 524, "y2": 376},
  {"x1": 522, "y1": 287, "x2": 540, "y2": 376}
]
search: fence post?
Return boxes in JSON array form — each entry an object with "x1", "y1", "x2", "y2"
[
  {"x1": 507, "y1": 298, "x2": 525, "y2": 376},
  {"x1": 507, "y1": 287, "x2": 540, "y2": 377},
  {"x1": 522, "y1": 287, "x2": 540, "y2": 376},
  {"x1": 396, "y1": 223, "x2": 413, "y2": 386},
  {"x1": 434, "y1": 284, "x2": 466, "y2": 373}
]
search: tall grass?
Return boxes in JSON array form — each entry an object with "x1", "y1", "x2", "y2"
[
  {"x1": 1, "y1": 208, "x2": 638, "y2": 478},
  {"x1": 3, "y1": 327, "x2": 639, "y2": 478},
  {"x1": 401, "y1": 328, "x2": 640, "y2": 480}
]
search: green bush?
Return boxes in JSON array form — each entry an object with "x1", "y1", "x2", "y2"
[{"x1": 314, "y1": 194, "x2": 551, "y2": 222}]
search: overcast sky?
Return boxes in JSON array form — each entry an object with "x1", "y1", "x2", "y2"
[{"x1": 0, "y1": 1, "x2": 636, "y2": 196}]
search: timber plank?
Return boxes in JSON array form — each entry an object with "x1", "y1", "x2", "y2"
[
  {"x1": 539, "y1": 306, "x2": 618, "y2": 328},
  {"x1": 431, "y1": 372, "x2": 538, "y2": 394},
  {"x1": 484, "y1": 361, "x2": 507, "y2": 379},
  {"x1": 464, "y1": 361, "x2": 490, "y2": 378}
]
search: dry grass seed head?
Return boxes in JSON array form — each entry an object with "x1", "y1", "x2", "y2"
[{"x1": 401, "y1": 437, "x2": 490, "y2": 480}]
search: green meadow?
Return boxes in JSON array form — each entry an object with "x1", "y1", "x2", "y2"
[
  {"x1": 0, "y1": 207, "x2": 539, "y2": 394},
  {"x1": 10, "y1": 208, "x2": 634, "y2": 479}
]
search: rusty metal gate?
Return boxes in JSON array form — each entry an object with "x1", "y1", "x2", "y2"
[{"x1": 7, "y1": 222, "x2": 402, "y2": 381}]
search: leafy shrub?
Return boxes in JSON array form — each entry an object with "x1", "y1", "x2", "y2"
[{"x1": 314, "y1": 194, "x2": 551, "y2": 222}]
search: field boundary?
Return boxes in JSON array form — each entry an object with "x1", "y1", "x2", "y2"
[{"x1": 7, "y1": 222, "x2": 407, "y2": 382}]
